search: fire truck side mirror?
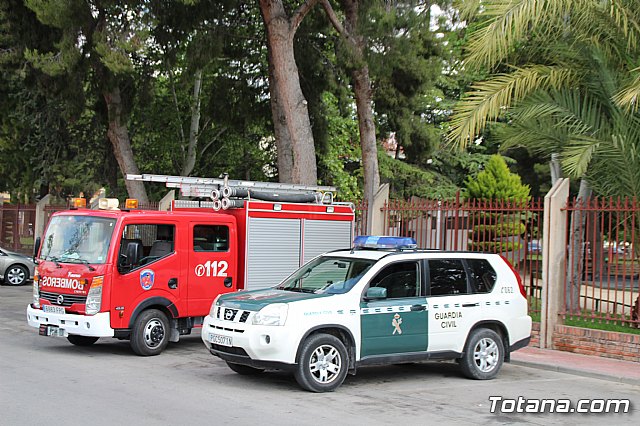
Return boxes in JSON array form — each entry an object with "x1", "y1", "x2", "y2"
[
  {"x1": 118, "y1": 242, "x2": 139, "y2": 274},
  {"x1": 33, "y1": 237, "x2": 41, "y2": 263}
]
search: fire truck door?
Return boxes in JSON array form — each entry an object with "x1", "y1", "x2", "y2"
[
  {"x1": 188, "y1": 223, "x2": 236, "y2": 317},
  {"x1": 111, "y1": 223, "x2": 185, "y2": 330}
]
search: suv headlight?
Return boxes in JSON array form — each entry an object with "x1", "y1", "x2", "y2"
[
  {"x1": 252, "y1": 303, "x2": 288, "y2": 326},
  {"x1": 209, "y1": 295, "x2": 222, "y2": 317}
]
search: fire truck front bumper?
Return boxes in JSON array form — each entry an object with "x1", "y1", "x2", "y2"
[
  {"x1": 201, "y1": 314, "x2": 298, "y2": 370},
  {"x1": 26, "y1": 305, "x2": 114, "y2": 338}
]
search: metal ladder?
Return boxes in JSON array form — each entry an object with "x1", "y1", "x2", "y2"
[{"x1": 127, "y1": 173, "x2": 336, "y2": 209}]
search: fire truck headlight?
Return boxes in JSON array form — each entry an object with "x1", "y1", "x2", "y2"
[
  {"x1": 32, "y1": 280, "x2": 40, "y2": 309},
  {"x1": 252, "y1": 303, "x2": 288, "y2": 326},
  {"x1": 85, "y1": 276, "x2": 104, "y2": 316}
]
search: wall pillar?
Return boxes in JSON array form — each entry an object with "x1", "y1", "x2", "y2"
[
  {"x1": 368, "y1": 183, "x2": 389, "y2": 235},
  {"x1": 34, "y1": 194, "x2": 52, "y2": 240},
  {"x1": 540, "y1": 178, "x2": 570, "y2": 348}
]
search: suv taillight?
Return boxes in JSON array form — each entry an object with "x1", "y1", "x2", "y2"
[{"x1": 499, "y1": 255, "x2": 526, "y2": 299}]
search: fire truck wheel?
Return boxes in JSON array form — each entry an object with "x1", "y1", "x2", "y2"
[
  {"x1": 294, "y1": 333, "x2": 348, "y2": 393},
  {"x1": 130, "y1": 309, "x2": 170, "y2": 356},
  {"x1": 226, "y1": 362, "x2": 264, "y2": 375},
  {"x1": 459, "y1": 328, "x2": 504, "y2": 380},
  {"x1": 67, "y1": 335, "x2": 99, "y2": 346}
]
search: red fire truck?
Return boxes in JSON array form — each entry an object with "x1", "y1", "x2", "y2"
[{"x1": 27, "y1": 174, "x2": 354, "y2": 355}]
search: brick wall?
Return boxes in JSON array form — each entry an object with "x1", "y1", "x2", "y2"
[
  {"x1": 530, "y1": 322, "x2": 540, "y2": 347},
  {"x1": 552, "y1": 325, "x2": 640, "y2": 362}
]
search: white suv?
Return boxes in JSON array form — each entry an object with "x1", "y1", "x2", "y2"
[{"x1": 201, "y1": 236, "x2": 532, "y2": 392}]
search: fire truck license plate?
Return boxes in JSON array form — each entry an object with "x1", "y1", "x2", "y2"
[
  {"x1": 39, "y1": 325, "x2": 66, "y2": 337},
  {"x1": 43, "y1": 305, "x2": 66, "y2": 315},
  {"x1": 210, "y1": 334, "x2": 232, "y2": 347}
]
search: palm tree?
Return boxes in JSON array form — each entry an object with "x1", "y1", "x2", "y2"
[
  {"x1": 448, "y1": 0, "x2": 640, "y2": 312},
  {"x1": 448, "y1": 0, "x2": 640, "y2": 197}
]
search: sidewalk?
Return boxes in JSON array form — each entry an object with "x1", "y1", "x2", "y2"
[{"x1": 510, "y1": 346, "x2": 640, "y2": 386}]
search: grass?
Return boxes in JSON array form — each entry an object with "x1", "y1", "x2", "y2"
[{"x1": 527, "y1": 298, "x2": 640, "y2": 335}]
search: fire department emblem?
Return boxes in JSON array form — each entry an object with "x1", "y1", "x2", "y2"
[
  {"x1": 392, "y1": 313, "x2": 403, "y2": 335},
  {"x1": 140, "y1": 269, "x2": 155, "y2": 290}
]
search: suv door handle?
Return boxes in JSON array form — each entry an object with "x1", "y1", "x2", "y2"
[
  {"x1": 410, "y1": 304, "x2": 426, "y2": 311},
  {"x1": 168, "y1": 278, "x2": 178, "y2": 289},
  {"x1": 462, "y1": 303, "x2": 479, "y2": 307}
]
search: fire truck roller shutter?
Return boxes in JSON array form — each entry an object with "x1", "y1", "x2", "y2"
[
  {"x1": 246, "y1": 218, "x2": 301, "y2": 290},
  {"x1": 302, "y1": 220, "x2": 353, "y2": 264}
]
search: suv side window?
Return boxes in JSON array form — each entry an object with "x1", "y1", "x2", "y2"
[
  {"x1": 466, "y1": 258, "x2": 497, "y2": 293},
  {"x1": 193, "y1": 225, "x2": 229, "y2": 252},
  {"x1": 369, "y1": 261, "x2": 419, "y2": 298},
  {"x1": 428, "y1": 259, "x2": 468, "y2": 296}
]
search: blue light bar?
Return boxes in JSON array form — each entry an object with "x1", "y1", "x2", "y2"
[{"x1": 353, "y1": 235, "x2": 417, "y2": 250}]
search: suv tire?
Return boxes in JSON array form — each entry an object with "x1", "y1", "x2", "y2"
[
  {"x1": 294, "y1": 333, "x2": 348, "y2": 392},
  {"x1": 460, "y1": 328, "x2": 504, "y2": 380}
]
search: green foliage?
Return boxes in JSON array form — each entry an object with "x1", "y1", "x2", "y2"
[
  {"x1": 465, "y1": 154, "x2": 530, "y2": 201},
  {"x1": 379, "y1": 150, "x2": 458, "y2": 200},
  {"x1": 317, "y1": 92, "x2": 361, "y2": 201}
]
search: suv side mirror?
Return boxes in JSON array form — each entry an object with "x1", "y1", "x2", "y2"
[{"x1": 365, "y1": 287, "x2": 387, "y2": 300}]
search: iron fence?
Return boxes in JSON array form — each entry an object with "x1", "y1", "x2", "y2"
[{"x1": 563, "y1": 197, "x2": 640, "y2": 328}]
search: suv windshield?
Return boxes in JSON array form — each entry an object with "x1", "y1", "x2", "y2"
[
  {"x1": 277, "y1": 256, "x2": 374, "y2": 294},
  {"x1": 41, "y1": 215, "x2": 116, "y2": 265}
]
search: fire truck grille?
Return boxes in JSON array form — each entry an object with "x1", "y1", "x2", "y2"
[
  {"x1": 40, "y1": 291, "x2": 87, "y2": 307},
  {"x1": 217, "y1": 306, "x2": 251, "y2": 323}
]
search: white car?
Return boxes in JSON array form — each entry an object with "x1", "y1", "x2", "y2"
[{"x1": 202, "y1": 236, "x2": 532, "y2": 392}]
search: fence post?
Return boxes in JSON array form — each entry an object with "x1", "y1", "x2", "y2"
[
  {"x1": 540, "y1": 178, "x2": 570, "y2": 349},
  {"x1": 368, "y1": 183, "x2": 389, "y2": 235},
  {"x1": 35, "y1": 194, "x2": 52, "y2": 240},
  {"x1": 159, "y1": 190, "x2": 175, "y2": 211}
]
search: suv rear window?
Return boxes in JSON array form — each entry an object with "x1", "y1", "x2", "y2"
[
  {"x1": 466, "y1": 258, "x2": 497, "y2": 293},
  {"x1": 428, "y1": 259, "x2": 468, "y2": 296}
]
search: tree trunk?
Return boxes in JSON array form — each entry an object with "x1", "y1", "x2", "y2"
[
  {"x1": 353, "y1": 64, "x2": 380, "y2": 232},
  {"x1": 565, "y1": 179, "x2": 591, "y2": 313},
  {"x1": 181, "y1": 68, "x2": 203, "y2": 177},
  {"x1": 259, "y1": 0, "x2": 317, "y2": 185},
  {"x1": 103, "y1": 86, "x2": 149, "y2": 204},
  {"x1": 342, "y1": 0, "x2": 380, "y2": 232}
]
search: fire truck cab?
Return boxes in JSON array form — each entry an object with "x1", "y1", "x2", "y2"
[{"x1": 26, "y1": 174, "x2": 354, "y2": 356}]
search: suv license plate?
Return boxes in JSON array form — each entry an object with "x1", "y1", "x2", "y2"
[
  {"x1": 43, "y1": 305, "x2": 66, "y2": 315},
  {"x1": 210, "y1": 333, "x2": 232, "y2": 347},
  {"x1": 39, "y1": 325, "x2": 66, "y2": 337}
]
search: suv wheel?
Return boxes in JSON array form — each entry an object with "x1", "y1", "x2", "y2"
[
  {"x1": 294, "y1": 333, "x2": 348, "y2": 392},
  {"x1": 460, "y1": 328, "x2": 504, "y2": 380}
]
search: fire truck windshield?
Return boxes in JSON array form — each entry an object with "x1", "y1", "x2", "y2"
[
  {"x1": 41, "y1": 215, "x2": 116, "y2": 265},
  {"x1": 277, "y1": 257, "x2": 374, "y2": 295}
]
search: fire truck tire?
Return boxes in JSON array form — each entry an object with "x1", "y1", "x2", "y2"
[
  {"x1": 130, "y1": 309, "x2": 170, "y2": 356},
  {"x1": 226, "y1": 362, "x2": 264, "y2": 375},
  {"x1": 294, "y1": 333, "x2": 348, "y2": 393},
  {"x1": 67, "y1": 335, "x2": 99, "y2": 346},
  {"x1": 459, "y1": 328, "x2": 504, "y2": 380}
]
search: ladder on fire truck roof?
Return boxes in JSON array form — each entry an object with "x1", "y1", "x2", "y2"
[{"x1": 127, "y1": 173, "x2": 337, "y2": 207}]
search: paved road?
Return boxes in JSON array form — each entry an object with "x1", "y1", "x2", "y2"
[{"x1": 1, "y1": 284, "x2": 638, "y2": 425}]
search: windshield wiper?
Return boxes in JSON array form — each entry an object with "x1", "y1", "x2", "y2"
[
  {"x1": 75, "y1": 258, "x2": 96, "y2": 272},
  {"x1": 283, "y1": 287, "x2": 315, "y2": 293},
  {"x1": 47, "y1": 256, "x2": 62, "y2": 268}
]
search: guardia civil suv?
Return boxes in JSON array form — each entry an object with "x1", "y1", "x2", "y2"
[{"x1": 201, "y1": 236, "x2": 532, "y2": 392}]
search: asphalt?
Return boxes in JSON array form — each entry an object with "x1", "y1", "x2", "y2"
[{"x1": 511, "y1": 346, "x2": 640, "y2": 386}]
